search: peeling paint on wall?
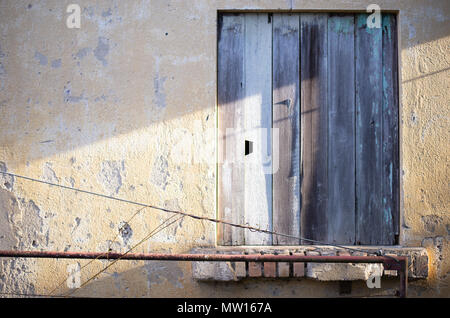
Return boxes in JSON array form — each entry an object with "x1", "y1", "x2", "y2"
[
  {"x1": 153, "y1": 75, "x2": 167, "y2": 109},
  {"x1": 42, "y1": 162, "x2": 59, "y2": 183},
  {"x1": 145, "y1": 261, "x2": 184, "y2": 289},
  {"x1": 74, "y1": 47, "x2": 91, "y2": 60},
  {"x1": 150, "y1": 156, "x2": 169, "y2": 190},
  {"x1": 51, "y1": 59, "x2": 61, "y2": 68},
  {"x1": 34, "y1": 51, "x2": 47, "y2": 66},
  {"x1": 0, "y1": 189, "x2": 19, "y2": 249},
  {"x1": 97, "y1": 160, "x2": 125, "y2": 195},
  {"x1": 0, "y1": 162, "x2": 14, "y2": 191},
  {"x1": 94, "y1": 37, "x2": 110, "y2": 67},
  {"x1": 118, "y1": 221, "x2": 133, "y2": 245}
]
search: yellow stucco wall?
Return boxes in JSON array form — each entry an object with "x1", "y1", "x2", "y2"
[{"x1": 0, "y1": 0, "x2": 448, "y2": 297}]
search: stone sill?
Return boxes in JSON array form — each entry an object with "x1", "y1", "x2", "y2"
[{"x1": 191, "y1": 246, "x2": 428, "y2": 282}]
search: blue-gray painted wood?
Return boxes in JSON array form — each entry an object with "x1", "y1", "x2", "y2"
[
  {"x1": 218, "y1": 14, "x2": 273, "y2": 246},
  {"x1": 218, "y1": 14, "x2": 245, "y2": 245},
  {"x1": 299, "y1": 14, "x2": 328, "y2": 243},
  {"x1": 243, "y1": 13, "x2": 273, "y2": 245},
  {"x1": 272, "y1": 13, "x2": 301, "y2": 245},
  {"x1": 355, "y1": 14, "x2": 385, "y2": 245},
  {"x1": 327, "y1": 14, "x2": 356, "y2": 244}
]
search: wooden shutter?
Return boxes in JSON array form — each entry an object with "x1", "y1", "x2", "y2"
[{"x1": 218, "y1": 13, "x2": 399, "y2": 246}]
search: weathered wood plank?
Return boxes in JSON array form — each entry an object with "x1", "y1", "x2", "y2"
[
  {"x1": 243, "y1": 13, "x2": 273, "y2": 245},
  {"x1": 327, "y1": 14, "x2": 356, "y2": 244},
  {"x1": 300, "y1": 14, "x2": 328, "y2": 243},
  {"x1": 381, "y1": 14, "x2": 399, "y2": 243},
  {"x1": 272, "y1": 13, "x2": 301, "y2": 245},
  {"x1": 218, "y1": 14, "x2": 245, "y2": 245},
  {"x1": 355, "y1": 14, "x2": 384, "y2": 245}
]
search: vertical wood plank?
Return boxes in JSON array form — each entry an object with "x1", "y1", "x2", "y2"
[
  {"x1": 243, "y1": 13, "x2": 273, "y2": 245},
  {"x1": 355, "y1": 14, "x2": 384, "y2": 245},
  {"x1": 381, "y1": 14, "x2": 399, "y2": 243},
  {"x1": 218, "y1": 14, "x2": 245, "y2": 245},
  {"x1": 300, "y1": 14, "x2": 328, "y2": 243},
  {"x1": 272, "y1": 13, "x2": 301, "y2": 245},
  {"x1": 327, "y1": 14, "x2": 356, "y2": 244}
]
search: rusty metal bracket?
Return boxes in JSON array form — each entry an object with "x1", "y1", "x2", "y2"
[{"x1": 383, "y1": 256, "x2": 408, "y2": 297}]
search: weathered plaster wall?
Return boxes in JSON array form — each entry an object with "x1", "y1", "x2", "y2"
[{"x1": 0, "y1": 0, "x2": 448, "y2": 297}]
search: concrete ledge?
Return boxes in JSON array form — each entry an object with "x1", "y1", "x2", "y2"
[
  {"x1": 192, "y1": 261, "x2": 239, "y2": 281},
  {"x1": 191, "y1": 246, "x2": 428, "y2": 282},
  {"x1": 306, "y1": 263, "x2": 384, "y2": 281}
]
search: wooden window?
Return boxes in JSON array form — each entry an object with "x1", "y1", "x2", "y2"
[{"x1": 218, "y1": 13, "x2": 399, "y2": 246}]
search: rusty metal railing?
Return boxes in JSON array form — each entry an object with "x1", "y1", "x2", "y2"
[{"x1": 0, "y1": 250, "x2": 408, "y2": 297}]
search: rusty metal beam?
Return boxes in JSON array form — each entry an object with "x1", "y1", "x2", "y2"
[
  {"x1": 0, "y1": 250, "x2": 396, "y2": 262},
  {"x1": 0, "y1": 250, "x2": 408, "y2": 297},
  {"x1": 397, "y1": 257, "x2": 408, "y2": 298}
]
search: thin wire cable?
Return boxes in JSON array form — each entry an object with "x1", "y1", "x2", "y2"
[
  {"x1": 4, "y1": 208, "x2": 176, "y2": 298},
  {"x1": 0, "y1": 171, "x2": 391, "y2": 257},
  {"x1": 0, "y1": 291, "x2": 89, "y2": 298},
  {"x1": 62, "y1": 214, "x2": 179, "y2": 297},
  {"x1": 47, "y1": 206, "x2": 148, "y2": 296},
  {"x1": 62, "y1": 214, "x2": 184, "y2": 298}
]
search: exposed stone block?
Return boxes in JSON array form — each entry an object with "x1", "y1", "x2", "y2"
[
  {"x1": 192, "y1": 261, "x2": 237, "y2": 281},
  {"x1": 293, "y1": 262, "x2": 305, "y2": 277},
  {"x1": 412, "y1": 251, "x2": 429, "y2": 279},
  {"x1": 293, "y1": 253, "x2": 305, "y2": 277},
  {"x1": 263, "y1": 262, "x2": 276, "y2": 278},
  {"x1": 306, "y1": 263, "x2": 384, "y2": 281},
  {"x1": 234, "y1": 262, "x2": 247, "y2": 279},
  {"x1": 337, "y1": 250, "x2": 351, "y2": 256},
  {"x1": 278, "y1": 262, "x2": 290, "y2": 277},
  {"x1": 248, "y1": 262, "x2": 262, "y2": 277}
]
